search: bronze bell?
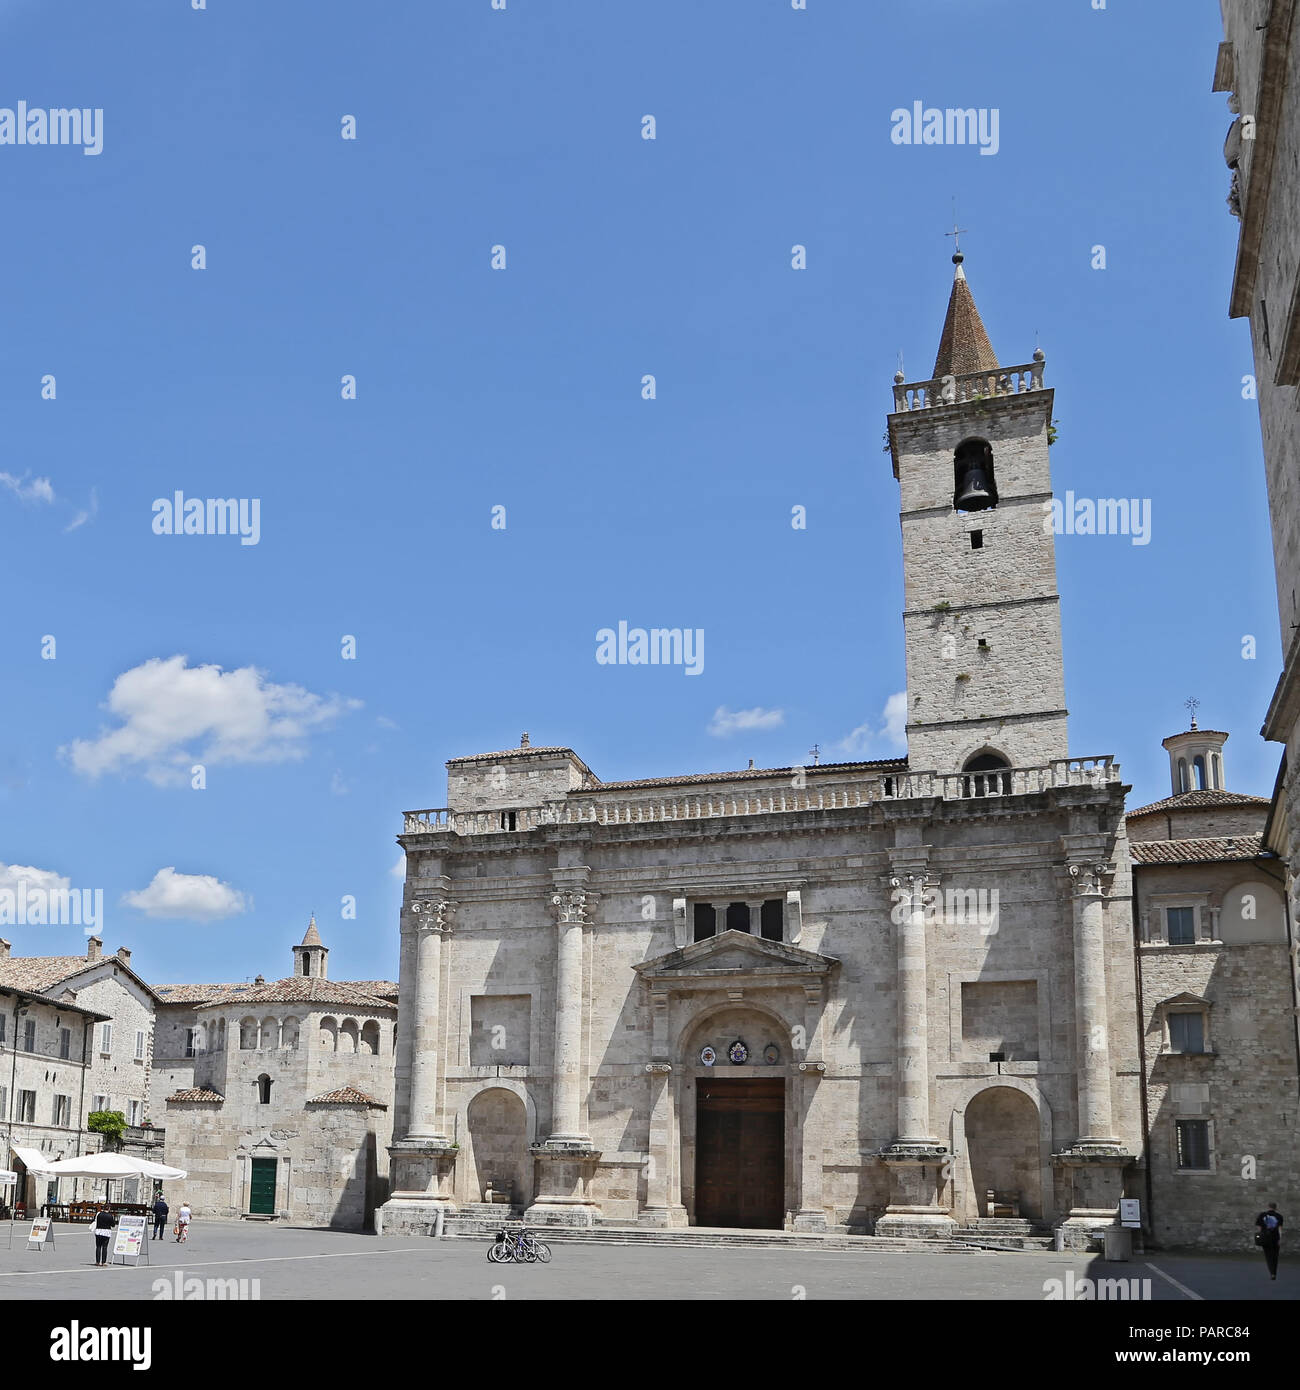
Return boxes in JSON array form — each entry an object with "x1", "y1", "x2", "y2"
[{"x1": 955, "y1": 463, "x2": 995, "y2": 511}]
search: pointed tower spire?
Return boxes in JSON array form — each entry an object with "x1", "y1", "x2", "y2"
[
  {"x1": 292, "y1": 914, "x2": 329, "y2": 979},
  {"x1": 932, "y1": 250, "x2": 999, "y2": 379}
]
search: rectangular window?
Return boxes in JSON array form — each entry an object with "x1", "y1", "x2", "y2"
[
  {"x1": 970, "y1": 530, "x2": 983, "y2": 550},
  {"x1": 99, "y1": 1023, "x2": 113, "y2": 1055},
  {"x1": 760, "y1": 899, "x2": 784, "y2": 942},
  {"x1": 17, "y1": 1089, "x2": 36, "y2": 1123},
  {"x1": 91, "y1": 1094, "x2": 108, "y2": 1114},
  {"x1": 1175, "y1": 1119, "x2": 1211, "y2": 1171},
  {"x1": 1165, "y1": 907, "x2": 1196, "y2": 945},
  {"x1": 184, "y1": 1028, "x2": 196, "y2": 1059},
  {"x1": 59, "y1": 1028, "x2": 71, "y2": 1060},
  {"x1": 52, "y1": 1095, "x2": 71, "y2": 1127},
  {"x1": 134, "y1": 1029, "x2": 146, "y2": 1061},
  {"x1": 21, "y1": 1019, "x2": 35, "y2": 1052},
  {"x1": 0, "y1": 1086, "x2": 7, "y2": 1120},
  {"x1": 127, "y1": 1099, "x2": 141, "y2": 1126},
  {"x1": 1168, "y1": 1013, "x2": 1205, "y2": 1054},
  {"x1": 693, "y1": 903, "x2": 716, "y2": 942},
  {"x1": 0, "y1": 1012, "x2": 6, "y2": 1044}
]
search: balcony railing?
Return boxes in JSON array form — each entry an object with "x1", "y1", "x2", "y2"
[
  {"x1": 891, "y1": 360, "x2": 1044, "y2": 413},
  {"x1": 402, "y1": 756, "x2": 1119, "y2": 836}
]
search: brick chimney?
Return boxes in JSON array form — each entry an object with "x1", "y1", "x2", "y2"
[
  {"x1": 86, "y1": 936, "x2": 102, "y2": 961},
  {"x1": 0, "y1": 939, "x2": 10, "y2": 959},
  {"x1": 116, "y1": 947, "x2": 131, "y2": 967}
]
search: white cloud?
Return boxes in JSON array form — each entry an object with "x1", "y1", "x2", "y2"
[
  {"x1": 708, "y1": 705, "x2": 785, "y2": 737},
  {"x1": 61, "y1": 655, "x2": 362, "y2": 785},
  {"x1": 0, "y1": 861, "x2": 70, "y2": 895},
  {"x1": 390, "y1": 854, "x2": 406, "y2": 880},
  {"x1": 65, "y1": 487, "x2": 99, "y2": 533},
  {"x1": 122, "y1": 867, "x2": 247, "y2": 922},
  {"x1": 836, "y1": 691, "x2": 908, "y2": 756},
  {"x1": 330, "y1": 769, "x2": 349, "y2": 796},
  {"x1": 0, "y1": 471, "x2": 54, "y2": 504}
]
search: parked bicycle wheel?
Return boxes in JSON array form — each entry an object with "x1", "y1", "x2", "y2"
[
  {"x1": 530, "y1": 1240, "x2": 552, "y2": 1263},
  {"x1": 487, "y1": 1238, "x2": 510, "y2": 1263}
]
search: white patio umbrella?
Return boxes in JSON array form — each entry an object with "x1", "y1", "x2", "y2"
[{"x1": 36, "y1": 1152, "x2": 186, "y2": 1180}]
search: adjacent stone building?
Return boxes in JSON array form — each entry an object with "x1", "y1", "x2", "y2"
[
  {"x1": 1213, "y1": 1, "x2": 1300, "y2": 1074},
  {"x1": 156, "y1": 920, "x2": 399, "y2": 1229},
  {"x1": 0, "y1": 936, "x2": 159, "y2": 1205},
  {"x1": 1128, "y1": 723, "x2": 1298, "y2": 1249},
  {"x1": 379, "y1": 257, "x2": 1145, "y2": 1244}
]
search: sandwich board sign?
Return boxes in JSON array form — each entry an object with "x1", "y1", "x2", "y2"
[
  {"x1": 113, "y1": 1215, "x2": 148, "y2": 1265},
  {"x1": 27, "y1": 1217, "x2": 54, "y2": 1250}
]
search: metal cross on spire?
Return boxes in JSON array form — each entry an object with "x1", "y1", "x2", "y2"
[
  {"x1": 1184, "y1": 696, "x2": 1201, "y2": 730},
  {"x1": 945, "y1": 198, "x2": 969, "y2": 256},
  {"x1": 808, "y1": 744, "x2": 821, "y2": 766}
]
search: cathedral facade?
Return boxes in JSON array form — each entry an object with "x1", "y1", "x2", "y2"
[{"x1": 379, "y1": 257, "x2": 1144, "y2": 1242}]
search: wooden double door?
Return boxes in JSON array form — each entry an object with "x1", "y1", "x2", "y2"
[{"x1": 694, "y1": 1076, "x2": 785, "y2": 1229}]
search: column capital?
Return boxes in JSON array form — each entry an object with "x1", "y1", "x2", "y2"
[
  {"x1": 410, "y1": 897, "x2": 457, "y2": 933},
  {"x1": 645, "y1": 1062, "x2": 673, "y2": 1074},
  {"x1": 1067, "y1": 862, "x2": 1112, "y2": 898},
  {"x1": 551, "y1": 888, "x2": 592, "y2": 925},
  {"x1": 885, "y1": 869, "x2": 939, "y2": 892},
  {"x1": 797, "y1": 1061, "x2": 826, "y2": 1074}
]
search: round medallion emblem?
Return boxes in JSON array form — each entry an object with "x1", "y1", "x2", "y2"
[
  {"x1": 699, "y1": 1046, "x2": 716, "y2": 1067},
  {"x1": 762, "y1": 1043, "x2": 781, "y2": 1065},
  {"x1": 727, "y1": 1039, "x2": 748, "y2": 1065}
]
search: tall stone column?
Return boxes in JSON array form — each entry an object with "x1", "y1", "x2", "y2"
[
  {"x1": 877, "y1": 866, "x2": 954, "y2": 1239},
  {"x1": 1069, "y1": 863, "x2": 1116, "y2": 1146},
  {"x1": 1053, "y1": 860, "x2": 1132, "y2": 1248},
  {"x1": 526, "y1": 878, "x2": 601, "y2": 1225},
  {"x1": 379, "y1": 891, "x2": 459, "y2": 1236},
  {"x1": 793, "y1": 1062, "x2": 827, "y2": 1231},
  {"x1": 639, "y1": 1063, "x2": 687, "y2": 1227},
  {"x1": 407, "y1": 896, "x2": 456, "y2": 1140}
]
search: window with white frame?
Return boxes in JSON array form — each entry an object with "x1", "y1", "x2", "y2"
[
  {"x1": 59, "y1": 1027, "x2": 71, "y2": 1059},
  {"x1": 99, "y1": 1023, "x2": 113, "y2": 1055},
  {"x1": 1175, "y1": 1118, "x2": 1212, "y2": 1171},
  {"x1": 52, "y1": 1094, "x2": 71, "y2": 1127},
  {"x1": 21, "y1": 1019, "x2": 35, "y2": 1052},
  {"x1": 0, "y1": 1085, "x2": 7, "y2": 1119},
  {"x1": 0, "y1": 1012, "x2": 6, "y2": 1044},
  {"x1": 17, "y1": 1089, "x2": 36, "y2": 1122},
  {"x1": 135, "y1": 1029, "x2": 145, "y2": 1061},
  {"x1": 184, "y1": 1028, "x2": 197, "y2": 1058},
  {"x1": 127, "y1": 1099, "x2": 141, "y2": 1125},
  {"x1": 91, "y1": 1094, "x2": 108, "y2": 1114},
  {"x1": 1168, "y1": 1011, "x2": 1206, "y2": 1054},
  {"x1": 1165, "y1": 906, "x2": 1196, "y2": 945}
]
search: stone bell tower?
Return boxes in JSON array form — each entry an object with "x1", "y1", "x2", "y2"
[{"x1": 886, "y1": 250, "x2": 1068, "y2": 774}]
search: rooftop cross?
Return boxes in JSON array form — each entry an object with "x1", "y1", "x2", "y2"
[{"x1": 1184, "y1": 696, "x2": 1201, "y2": 730}]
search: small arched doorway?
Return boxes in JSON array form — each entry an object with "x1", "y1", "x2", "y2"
[
  {"x1": 963, "y1": 1086, "x2": 1042, "y2": 1221},
  {"x1": 465, "y1": 1088, "x2": 530, "y2": 1209}
]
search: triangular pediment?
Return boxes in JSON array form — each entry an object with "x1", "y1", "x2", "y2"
[
  {"x1": 1157, "y1": 991, "x2": 1212, "y2": 1010},
  {"x1": 635, "y1": 929, "x2": 837, "y2": 984}
]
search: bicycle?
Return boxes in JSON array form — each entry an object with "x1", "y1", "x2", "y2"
[{"x1": 486, "y1": 1226, "x2": 551, "y2": 1263}]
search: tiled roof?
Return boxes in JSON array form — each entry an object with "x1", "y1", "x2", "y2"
[
  {"x1": 573, "y1": 758, "x2": 909, "y2": 794},
  {"x1": 0, "y1": 953, "x2": 133, "y2": 994},
  {"x1": 1129, "y1": 834, "x2": 1265, "y2": 865},
  {"x1": 194, "y1": 977, "x2": 395, "y2": 1010},
  {"x1": 1127, "y1": 790, "x2": 1270, "y2": 818},
  {"x1": 933, "y1": 261, "x2": 999, "y2": 377},
  {"x1": 341, "y1": 980, "x2": 399, "y2": 999},
  {"x1": 306, "y1": 1085, "x2": 386, "y2": 1107},
  {"x1": 446, "y1": 746, "x2": 578, "y2": 764},
  {"x1": 154, "y1": 982, "x2": 253, "y2": 1004},
  {"x1": 166, "y1": 1088, "x2": 225, "y2": 1103}
]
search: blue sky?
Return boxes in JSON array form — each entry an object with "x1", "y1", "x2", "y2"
[{"x1": 0, "y1": 0, "x2": 1276, "y2": 985}]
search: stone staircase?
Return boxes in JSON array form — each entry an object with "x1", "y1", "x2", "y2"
[
  {"x1": 949, "y1": 1218, "x2": 1055, "y2": 1252},
  {"x1": 441, "y1": 1211, "x2": 997, "y2": 1255}
]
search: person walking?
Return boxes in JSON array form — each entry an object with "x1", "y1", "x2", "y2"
[
  {"x1": 175, "y1": 1200, "x2": 192, "y2": 1244},
  {"x1": 151, "y1": 1194, "x2": 169, "y2": 1241},
  {"x1": 92, "y1": 1207, "x2": 116, "y2": 1268},
  {"x1": 1256, "y1": 1203, "x2": 1284, "y2": 1280}
]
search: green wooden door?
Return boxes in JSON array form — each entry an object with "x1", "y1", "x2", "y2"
[{"x1": 249, "y1": 1157, "x2": 276, "y2": 1215}]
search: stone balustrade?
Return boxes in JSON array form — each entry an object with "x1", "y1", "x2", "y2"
[
  {"x1": 400, "y1": 755, "x2": 1119, "y2": 837},
  {"x1": 891, "y1": 360, "x2": 1044, "y2": 413}
]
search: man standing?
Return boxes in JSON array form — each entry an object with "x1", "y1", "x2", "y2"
[
  {"x1": 151, "y1": 1194, "x2": 169, "y2": 1241},
  {"x1": 1255, "y1": 1203, "x2": 1284, "y2": 1280}
]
